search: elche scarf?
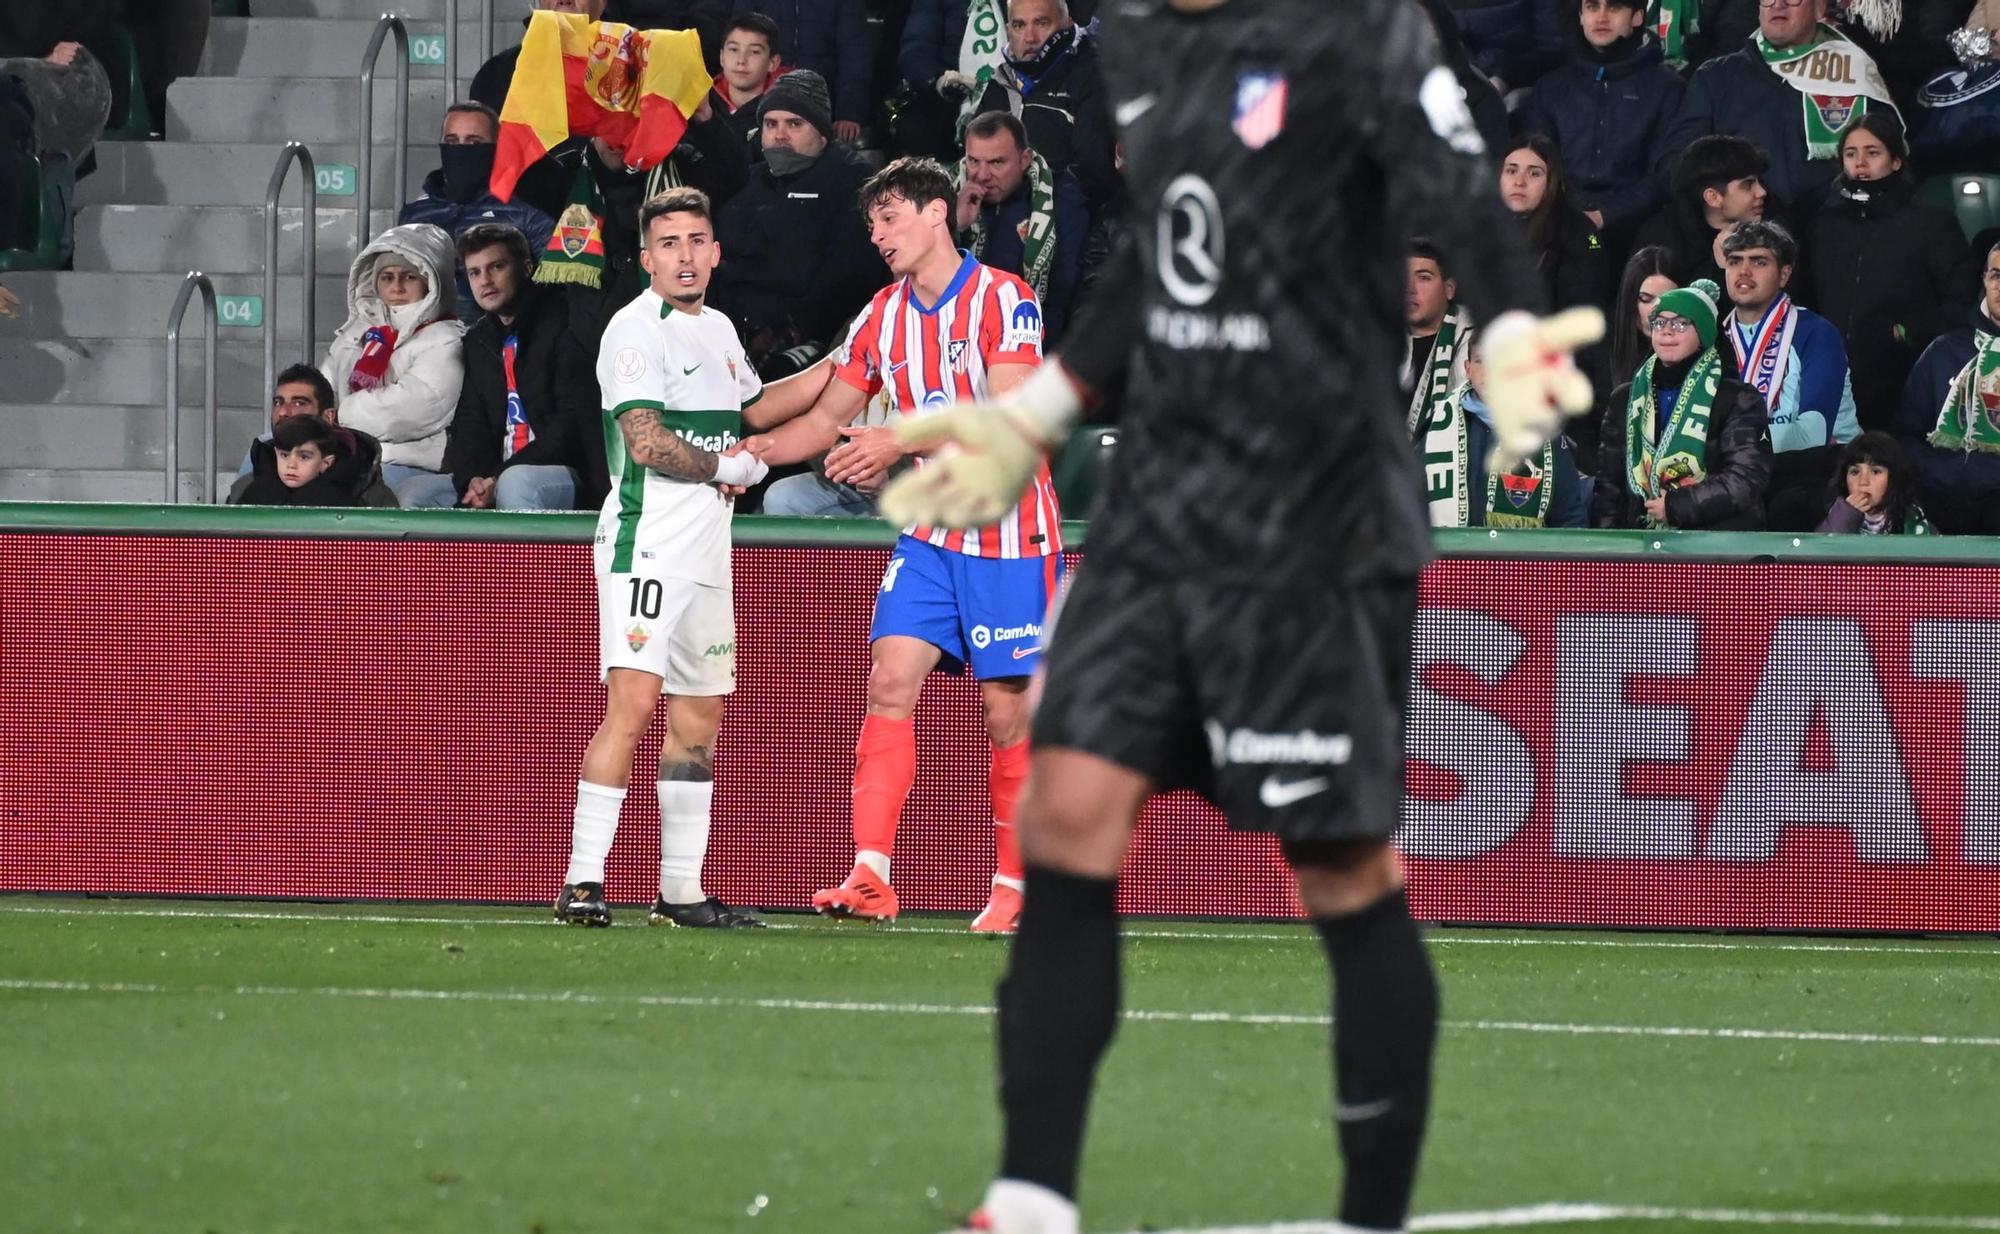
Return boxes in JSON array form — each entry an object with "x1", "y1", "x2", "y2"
[
  {"x1": 535, "y1": 162, "x2": 607, "y2": 289},
  {"x1": 1929, "y1": 315, "x2": 2000, "y2": 454},
  {"x1": 1649, "y1": 0, "x2": 1700, "y2": 67},
  {"x1": 957, "y1": 0, "x2": 1009, "y2": 138},
  {"x1": 348, "y1": 324, "x2": 399, "y2": 392},
  {"x1": 1424, "y1": 384, "x2": 1559, "y2": 528},
  {"x1": 1626, "y1": 348, "x2": 1725, "y2": 527},
  {"x1": 959, "y1": 149, "x2": 1058, "y2": 303},
  {"x1": 1728, "y1": 293, "x2": 1798, "y2": 409},
  {"x1": 1484, "y1": 442, "x2": 1559, "y2": 529},
  {"x1": 1406, "y1": 302, "x2": 1471, "y2": 445},
  {"x1": 1756, "y1": 22, "x2": 1899, "y2": 161}
]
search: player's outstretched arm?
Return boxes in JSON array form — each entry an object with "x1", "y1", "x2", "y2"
[
  {"x1": 619, "y1": 407, "x2": 767, "y2": 487},
  {"x1": 743, "y1": 356, "x2": 837, "y2": 431},
  {"x1": 740, "y1": 373, "x2": 870, "y2": 467}
]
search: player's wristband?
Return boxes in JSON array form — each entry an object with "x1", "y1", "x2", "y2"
[
  {"x1": 713, "y1": 451, "x2": 769, "y2": 488},
  {"x1": 1001, "y1": 359, "x2": 1087, "y2": 446}
]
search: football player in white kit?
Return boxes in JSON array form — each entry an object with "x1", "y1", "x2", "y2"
[{"x1": 556, "y1": 186, "x2": 833, "y2": 928}]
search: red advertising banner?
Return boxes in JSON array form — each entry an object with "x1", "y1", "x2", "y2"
[{"x1": 1, "y1": 531, "x2": 1995, "y2": 932}]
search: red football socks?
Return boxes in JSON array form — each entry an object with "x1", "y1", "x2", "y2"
[
  {"x1": 991, "y1": 738, "x2": 1031, "y2": 884},
  {"x1": 851, "y1": 713, "x2": 917, "y2": 860}
]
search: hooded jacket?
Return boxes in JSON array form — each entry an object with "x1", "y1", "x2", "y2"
[
  {"x1": 322, "y1": 223, "x2": 467, "y2": 473},
  {"x1": 1516, "y1": 34, "x2": 1686, "y2": 235},
  {"x1": 1892, "y1": 302, "x2": 2000, "y2": 535},
  {"x1": 1595, "y1": 365, "x2": 1774, "y2": 530},
  {"x1": 1808, "y1": 173, "x2": 1979, "y2": 430},
  {"x1": 228, "y1": 425, "x2": 399, "y2": 508}
]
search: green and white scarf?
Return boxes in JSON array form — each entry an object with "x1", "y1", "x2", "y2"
[
  {"x1": 1757, "y1": 22, "x2": 1899, "y2": 161},
  {"x1": 1421, "y1": 384, "x2": 1558, "y2": 528},
  {"x1": 957, "y1": 0, "x2": 1008, "y2": 139},
  {"x1": 1929, "y1": 323, "x2": 2000, "y2": 454},
  {"x1": 958, "y1": 149, "x2": 1058, "y2": 303},
  {"x1": 1486, "y1": 441, "x2": 1559, "y2": 528},
  {"x1": 1407, "y1": 303, "x2": 1471, "y2": 448},
  {"x1": 1649, "y1": 0, "x2": 1700, "y2": 67},
  {"x1": 1626, "y1": 348, "x2": 1724, "y2": 528}
]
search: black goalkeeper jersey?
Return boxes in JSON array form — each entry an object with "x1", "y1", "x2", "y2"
[{"x1": 1062, "y1": 0, "x2": 1545, "y2": 585}]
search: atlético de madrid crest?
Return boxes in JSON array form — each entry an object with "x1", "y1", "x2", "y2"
[{"x1": 1233, "y1": 70, "x2": 1287, "y2": 150}]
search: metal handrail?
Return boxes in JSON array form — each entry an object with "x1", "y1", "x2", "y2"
[
  {"x1": 262, "y1": 142, "x2": 318, "y2": 431},
  {"x1": 356, "y1": 15, "x2": 410, "y2": 256},
  {"x1": 478, "y1": 0, "x2": 493, "y2": 78},
  {"x1": 443, "y1": 0, "x2": 457, "y2": 102},
  {"x1": 164, "y1": 272, "x2": 220, "y2": 506}
]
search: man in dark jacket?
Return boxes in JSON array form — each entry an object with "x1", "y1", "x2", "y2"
[
  {"x1": 1516, "y1": 0, "x2": 1685, "y2": 249},
  {"x1": 1808, "y1": 114, "x2": 1978, "y2": 430},
  {"x1": 971, "y1": 0, "x2": 1118, "y2": 211},
  {"x1": 955, "y1": 111, "x2": 1088, "y2": 343},
  {"x1": 398, "y1": 102, "x2": 556, "y2": 314},
  {"x1": 1634, "y1": 134, "x2": 1799, "y2": 290},
  {"x1": 1657, "y1": 0, "x2": 1897, "y2": 214},
  {"x1": 711, "y1": 71, "x2": 887, "y2": 369},
  {"x1": 230, "y1": 364, "x2": 399, "y2": 508},
  {"x1": 1891, "y1": 241, "x2": 2000, "y2": 535},
  {"x1": 731, "y1": 0, "x2": 872, "y2": 140},
  {"x1": 401, "y1": 225, "x2": 596, "y2": 510},
  {"x1": 1595, "y1": 278, "x2": 1773, "y2": 528}
]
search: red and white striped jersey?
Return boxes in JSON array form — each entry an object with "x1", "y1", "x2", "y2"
[{"x1": 833, "y1": 252, "x2": 1062, "y2": 559}]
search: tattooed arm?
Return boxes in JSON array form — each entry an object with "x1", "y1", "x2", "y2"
[{"x1": 618, "y1": 408, "x2": 719, "y2": 482}]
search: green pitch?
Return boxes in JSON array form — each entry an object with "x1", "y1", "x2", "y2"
[{"x1": 3, "y1": 900, "x2": 1998, "y2": 1234}]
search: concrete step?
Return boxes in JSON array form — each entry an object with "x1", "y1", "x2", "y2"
[
  {"x1": 166, "y1": 76, "x2": 450, "y2": 146},
  {"x1": 75, "y1": 204, "x2": 405, "y2": 276},
  {"x1": 0, "y1": 272, "x2": 348, "y2": 343},
  {"x1": 2, "y1": 338, "x2": 271, "y2": 407},
  {"x1": 0, "y1": 469, "x2": 226, "y2": 504},
  {"x1": 80, "y1": 141, "x2": 442, "y2": 209},
  {"x1": 252, "y1": 0, "x2": 532, "y2": 24},
  {"x1": 203, "y1": 16, "x2": 523, "y2": 79},
  {"x1": 0, "y1": 403, "x2": 266, "y2": 470}
]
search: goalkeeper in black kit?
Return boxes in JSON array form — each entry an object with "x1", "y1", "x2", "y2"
[{"x1": 879, "y1": 2, "x2": 1605, "y2": 1233}]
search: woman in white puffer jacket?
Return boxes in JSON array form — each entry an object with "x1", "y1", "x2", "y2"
[{"x1": 322, "y1": 223, "x2": 466, "y2": 496}]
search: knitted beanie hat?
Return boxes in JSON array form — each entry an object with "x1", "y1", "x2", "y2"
[
  {"x1": 1652, "y1": 279, "x2": 1721, "y2": 349},
  {"x1": 759, "y1": 70, "x2": 834, "y2": 140}
]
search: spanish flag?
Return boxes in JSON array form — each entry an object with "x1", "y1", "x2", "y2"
[{"x1": 493, "y1": 11, "x2": 712, "y2": 202}]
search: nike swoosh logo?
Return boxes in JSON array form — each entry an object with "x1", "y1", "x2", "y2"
[
  {"x1": 1334, "y1": 1098, "x2": 1394, "y2": 1123},
  {"x1": 1010, "y1": 645, "x2": 1042, "y2": 660},
  {"x1": 886, "y1": 360, "x2": 909, "y2": 375},
  {"x1": 1115, "y1": 93, "x2": 1158, "y2": 126},
  {"x1": 683, "y1": 364, "x2": 701, "y2": 375},
  {"x1": 1259, "y1": 776, "x2": 1330, "y2": 809}
]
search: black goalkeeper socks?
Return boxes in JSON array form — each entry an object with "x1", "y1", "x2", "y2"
[
  {"x1": 996, "y1": 865, "x2": 1122, "y2": 1200},
  {"x1": 1313, "y1": 888, "x2": 1440, "y2": 1232}
]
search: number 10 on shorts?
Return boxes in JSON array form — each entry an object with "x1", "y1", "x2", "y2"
[{"x1": 629, "y1": 577, "x2": 664, "y2": 619}]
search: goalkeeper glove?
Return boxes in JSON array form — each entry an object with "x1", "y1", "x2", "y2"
[
  {"x1": 878, "y1": 360, "x2": 1085, "y2": 529},
  {"x1": 1479, "y1": 307, "x2": 1605, "y2": 476}
]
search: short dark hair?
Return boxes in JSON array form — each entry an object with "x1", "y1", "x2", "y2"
[
  {"x1": 274, "y1": 363, "x2": 336, "y2": 412},
  {"x1": 858, "y1": 156, "x2": 957, "y2": 220},
  {"x1": 443, "y1": 99, "x2": 499, "y2": 139},
  {"x1": 964, "y1": 110, "x2": 1028, "y2": 151},
  {"x1": 640, "y1": 187, "x2": 714, "y2": 237},
  {"x1": 1673, "y1": 134, "x2": 1769, "y2": 201},
  {"x1": 456, "y1": 222, "x2": 534, "y2": 270},
  {"x1": 1409, "y1": 236, "x2": 1449, "y2": 280},
  {"x1": 273, "y1": 414, "x2": 340, "y2": 456},
  {"x1": 1722, "y1": 218, "x2": 1798, "y2": 268},
  {"x1": 725, "y1": 11, "x2": 780, "y2": 49}
]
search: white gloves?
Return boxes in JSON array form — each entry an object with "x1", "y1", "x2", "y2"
[
  {"x1": 879, "y1": 360, "x2": 1085, "y2": 529},
  {"x1": 1478, "y1": 307, "x2": 1606, "y2": 475},
  {"x1": 713, "y1": 449, "x2": 770, "y2": 488}
]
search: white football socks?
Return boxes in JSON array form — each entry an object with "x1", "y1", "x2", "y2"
[
  {"x1": 980, "y1": 1180, "x2": 1079, "y2": 1234},
  {"x1": 855, "y1": 849, "x2": 891, "y2": 881},
  {"x1": 564, "y1": 781, "x2": 626, "y2": 886},
  {"x1": 658, "y1": 779, "x2": 714, "y2": 905}
]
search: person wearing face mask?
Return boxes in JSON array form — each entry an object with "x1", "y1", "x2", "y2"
[
  {"x1": 1808, "y1": 112, "x2": 1979, "y2": 431},
  {"x1": 321, "y1": 224, "x2": 469, "y2": 504},
  {"x1": 969, "y1": 0, "x2": 1117, "y2": 211},
  {"x1": 399, "y1": 102, "x2": 557, "y2": 316}
]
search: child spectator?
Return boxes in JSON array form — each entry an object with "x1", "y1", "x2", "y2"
[
  {"x1": 1814, "y1": 430, "x2": 1935, "y2": 534},
  {"x1": 1417, "y1": 333, "x2": 1592, "y2": 528},
  {"x1": 1611, "y1": 245, "x2": 1679, "y2": 387},
  {"x1": 230, "y1": 416, "x2": 370, "y2": 508}
]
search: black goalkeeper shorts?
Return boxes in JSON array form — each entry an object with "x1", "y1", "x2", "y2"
[{"x1": 1032, "y1": 562, "x2": 1415, "y2": 843}]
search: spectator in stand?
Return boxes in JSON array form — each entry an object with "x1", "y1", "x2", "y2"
[
  {"x1": 1516, "y1": 0, "x2": 1686, "y2": 252},
  {"x1": 1416, "y1": 332, "x2": 1592, "y2": 528},
  {"x1": 899, "y1": 0, "x2": 977, "y2": 161},
  {"x1": 321, "y1": 224, "x2": 467, "y2": 504},
  {"x1": 1405, "y1": 240, "x2": 1476, "y2": 449},
  {"x1": 711, "y1": 71, "x2": 886, "y2": 373},
  {"x1": 605, "y1": 0, "x2": 730, "y2": 68},
  {"x1": 1809, "y1": 111, "x2": 1978, "y2": 430},
  {"x1": 1457, "y1": 0, "x2": 1571, "y2": 96},
  {"x1": 398, "y1": 225, "x2": 595, "y2": 511},
  {"x1": 954, "y1": 111, "x2": 1087, "y2": 344},
  {"x1": 1635, "y1": 134, "x2": 1790, "y2": 289},
  {"x1": 972, "y1": 0, "x2": 1118, "y2": 211},
  {"x1": 1893, "y1": 239, "x2": 2000, "y2": 535},
  {"x1": 731, "y1": 0, "x2": 872, "y2": 143},
  {"x1": 1596, "y1": 278, "x2": 1773, "y2": 528},
  {"x1": 1610, "y1": 245, "x2": 1679, "y2": 390},
  {"x1": 230, "y1": 363, "x2": 399, "y2": 507},
  {"x1": 711, "y1": 13, "x2": 786, "y2": 158},
  {"x1": 1720, "y1": 218, "x2": 1860, "y2": 528},
  {"x1": 1658, "y1": 0, "x2": 1897, "y2": 214},
  {"x1": 1813, "y1": 431, "x2": 1935, "y2": 534},
  {"x1": 229, "y1": 416, "x2": 376, "y2": 509},
  {"x1": 1419, "y1": 0, "x2": 1512, "y2": 155},
  {"x1": 1501, "y1": 135, "x2": 1610, "y2": 313},
  {"x1": 399, "y1": 102, "x2": 557, "y2": 315}
]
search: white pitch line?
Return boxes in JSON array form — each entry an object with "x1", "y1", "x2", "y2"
[
  {"x1": 1118, "y1": 1202, "x2": 2000, "y2": 1232},
  {"x1": 4, "y1": 978, "x2": 1997, "y2": 1048},
  {"x1": 1, "y1": 903, "x2": 1995, "y2": 958}
]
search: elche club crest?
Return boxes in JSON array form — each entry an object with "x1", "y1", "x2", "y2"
[{"x1": 1233, "y1": 70, "x2": 1287, "y2": 150}]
